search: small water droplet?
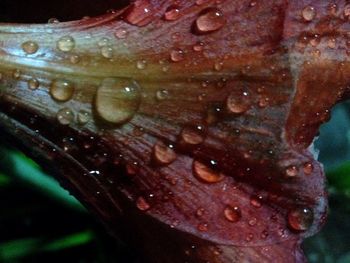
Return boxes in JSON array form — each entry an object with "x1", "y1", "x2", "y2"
[
  {"x1": 224, "y1": 206, "x2": 241, "y2": 222},
  {"x1": 248, "y1": 217, "x2": 257, "y2": 226},
  {"x1": 153, "y1": 141, "x2": 177, "y2": 165},
  {"x1": 95, "y1": 78, "x2": 141, "y2": 124},
  {"x1": 250, "y1": 196, "x2": 262, "y2": 208},
  {"x1": 57, "y1": 36, "x2": 75, "y2": 52},
  {"x1": 13, "y1": 69, "x2": 21, "y2": 79},
  {"x1": 193, "y1": 160, "x2": 224, "y2": 183},
  {"x1": 57, "y1": 108, "x2": 74, "y2": 125},
  {"x1": 115, "y1": 29, "x2": 128, "y2": 39},
  {"x1": 101, "y1": 46, "x2": 113, "y2": 58},
  {"x1": 302, "y1": 6, "x2": 316, "y2": 22},
  {"x1": 22, "y1": 41, "x2": 39, "y2": 54},
  {"x1": 193, "y1": 42, "x2": 204, "y2": 52},
  {"x1": 227, "y1": 91, "x2": 251, "y2": 114},
  {"x1": 303, "y1": 162, "x2": 313, "y2": 175},
  {"x1": 77, "y1": 110, "x2": 90, "y2": 125},
  {"x1": 28, "y1": 78, "x2": 39, "y2": 90},
  {"x1": 136, "y1": 60, "x2": 147, "y2": 70},
  {"x1": 286, "y1": 165, "x2": 298, "y2": 177},
  {"x1": 180, "y1": 126, "x2": 205, "y2": 145},
  {"x1": 136, "y1": 196, "x2": 151, "y2": 211},
  {"x1": 164, "y1": 6, "x2": 181, "y2": 21},
  {"x1": 156, "y1": 89, "x2": 169, "y2": 100},
  {"x1": 328, "y1": 38, "x2": 336, "y2": 49},
  {"x1": 70, "y1": 54, "x2": 80, "y2": 64},
  {"x1": 48, "y1": 17, "x2": 60, "y2": 23},
  {"x1": 98, "y1": 37, "x2": 110, "y2": 47},
  {"x1": 124, "y1": 0, "x2": 153, "y2": 27},
  {"x1": 170, "y1": 48, "x2": 185, "y2": 62},
  {"x1": 197, "y1": 223, "x2": 208, "y2": 232},
  {"x1": 195, "y1": 8, "x2": 225, "y2": 34},
  {"x1": 50, "y1": 79, "x2": 75, "y2": 102},
  {"x1": 344, "y1": 4, "x2": 350, "y2": 18},
  {"x1": 287, "y1": 207, "x2": 314, "y2": 231}
]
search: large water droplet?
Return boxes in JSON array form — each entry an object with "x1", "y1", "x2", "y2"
[
  {"x1": 224, "y1": 206, "x2": 241, "y2": 222},
  {"x1": 50, "y1": 79, "x2": 75, "y2": 102},
  {"x1": 287, "y1": 207, "x2": 314, "y2": 231},
  {"x1": 153, "y1": 141, "x2": 177, "y2": 165},
  {"x1": 57, "y1": 36, "x2": 75, "y2": 52},
  {"x1": 302, "y1": 6, "x2": 316, "y2": 22},
  {"x1": 195, "y1": 8, "x2": 225, "y2": 34},
  {"x1": 95, "y1": 78, "x2": 141, "y2": 124},
  {"x1": 22, "y1": 41, "x2": 39, "y2": 54},
  {"x1": 124, "y1": 0, "x2": 153, "y2": 27},
  {"x1": 303, "y1": 162, "x2": 313, "y2": 175},
  {"x1": 227, "y1": 91, "x2": 251, "y2": 114},
  {"x1": 57, "y1": 108, "x2": 74, "y2": 125},
  {"x1": 193, "y1": 160, "x2": 224, "y2": 183}
]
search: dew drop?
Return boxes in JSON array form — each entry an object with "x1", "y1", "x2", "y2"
[
  {"x1": 197, "y1": 223, "x2": 208, "y2": 232},
  {"x1": 303, "y1": 162, "x2": 313, "y2": 175},
  {"x1": 156, "y1": 89, "x2": 169, "y2": 100},
  {"x1": 115, "y1": 29, "x2": 128, "y2": 39},
  {"x1": 136, "y1": 60, "x2": 147, "y2": 70},
  {"x1": 224, "y1": 206, "x2": 241, "y2": 223},
  {"x1": 28, "y1": 78, "x2": 39, "y2": 90},
  {"x1": 195, "y1": 8, "x2": 225, "y2": 34},
  {"x1": 345, "y1": 4, "x2": 350, "y2": 17},
  {"x1": 13, "y1": 69, "x2": 21, "y2": 79},
  {"x1": 170, "y1": 48, "x2": 185, "y2": 62},
  {"x1": 57, "y1": 108, "x2": 74, "y2": 125},
  {"x1": 50, "y1": 79, "x2": 75, "y2": 102},
  {"x1": 153, "y1": 141, "x2": 177, "y2": 165},
  {"x1": 285, "y1": 165, "x2": 298, "y2": 177},
  {"x1": 48, "y1": 17, "x2": 60, "y2": 24},
  {"x1": 193, "y1": 160, "x2": 224, "y2": 183},
  {"x1": 136, "y1": 196, "x2": 151, "y2": 211},
  {"x1": 164, "y1": 6, "x2": 181, "y2": 21},
  {"x1": 302, "y1": 6, "x2": 316, "y2": 22},
  {"x1": 95, "y1": 78, "x2": 141, "y2": 124},
  {"x1": 327, "y1": 38, "x2": 336, "y2": 49},
  {"x1": 180, "y1": 126, "x2": 205, "y2": 145},
  {"x1": 98, "y1": 37, "x2": 110, "y2": 47},
  {"x1": 250, "y1": 196, "x2": 262, "y2": 208},
  {"x1": 57, "y1": 36, "x2": 75, "y2": 52},
  {"x1": 124, "y1": 0, "x2": 153, "y2": 27},
  {"x1": 287, "y1": 207, "x2": 314, "y2": 231},
  {"x1": 22, "y1": 41, "x2": 39, "y2": 54},
  {"x1": 193, "y1": 42, "x2": 204, "y2": 52},
  {"x1": 70, "y1": 54, "x2": 80, "y2": 64},
  {"x1": 227, "y1": 91, "x2": 251, "y2": 114},
  {"x1": 101, "y1": 46, "x2": 113, "y2": 58},
  {"x1": 77, "y1": 110, "x2": 90, "y2": 125}
]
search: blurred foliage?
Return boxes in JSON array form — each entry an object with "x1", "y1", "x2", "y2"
[{"x1": 0, "y1": 102, "x2": 350, "y2": 262}]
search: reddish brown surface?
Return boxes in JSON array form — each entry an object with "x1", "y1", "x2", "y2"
[{"x1": 0, "y1": 0, "x2": 349, "y2": 262}]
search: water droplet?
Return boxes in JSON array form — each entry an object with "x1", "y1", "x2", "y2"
[
  {"x1": 124, "y1": 0, "x2": 153, "y2": 27},
  {"x1": 28, "y1": 78, "x2": 39, "y2": 90},
  {"x1": 50, "y1": 79, "x2": 75, "y2": 102},
  {"x1": 77, "y1": 110, "x2": 90, "y2": 125},
  {"x1": 115, "y1": 29, "x2": 128, "y2": 39},
  {"x1": 344, "y1": 4, "x2": 350, "y2": 18},
  {"x1": 153, "y1": 141, "x2": 177, "y2": 165},
  {"x1": 287, "y1": 207, "x2": 314, "y2": 231},
  {"x1": 214, "y1": 61, "x2": 223, "y2": 71},
  {"x1": 227, "y1": 91, "x2": 251, "y2": 114},
  {"x1": 193, "y1": 160, "x2": 224, "y2": 183},
  {"x1": 70, "y1": 54, "x2": 80, "y2": 64},
  {"x1": 328, "y1": 38, "x2": 336, "y2": 49},
  {"x1": 13, "y1": 69, "x2": 21, "y2": 79},
  {"x1": 95, "y1": 78, "x2": 141, "y2": 124},
  {"x1": 136, "y1": 196, "x2": 151, "y2": 211},
  {"x1": 170, "y1": 48, "x2": 185, "y2": 62},
  {"x1": 193, "y1": 42, "x2": 204, "y2": 52},
  {"x1": 48, "y1": 17, "x2": 60, "y2": 23},
  {"x1": 57, "y1": 36, "x2": 75, "y2": 52},
  {"x1": 224, "y1": 206, "x2": 241, "y2": 222},
  {"x1": 156, "y1": 89, "x2": 169, "y2": 100},
  {"x1": 195, "y1": 8, "x2": 225, "y2": 34},
  {"x1": 248, "y1": 217, "x2": 257, "y2": 226},
  {"x1": 197, "y1": 223, "x2": 208, "y2": 232},
  {"x1": 303, "y1": 162, "x2": 313, "y2": 175},
  {"x1": 164, "y1": 6, "x2": 181, "y2": 21},
  {"x1": 302, "y1": 6, "x2": 316, "y2": 22},
  {"x1": 57, "y1": 108, "x2": 74, "y2": 125},
  {"x1": 136, "y1": 60, "x2": 147, "y2": 70},
  {"x1": 180, "y1": 126, "x2": 205, "y2": 145},
  {"x1": 101, "y1": 46, "x2": 113, "y2": 58},
  {"x1": 22, "y1": 41, "x2": 39, "y2": 54},
  {"x1": 250, "y1": 196, "x2": 262, "y2": 208},
  {"x1": 286, "y1": 165, "x2": 298, "y2": 177}
]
